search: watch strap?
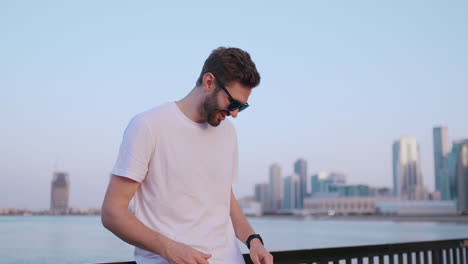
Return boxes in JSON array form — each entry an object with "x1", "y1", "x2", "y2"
[{"x1": 246, "y1": 234, "x2": 264, "y2": 249}]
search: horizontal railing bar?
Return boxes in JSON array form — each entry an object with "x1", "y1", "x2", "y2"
[
  {"x1": 265, "y1": 239, "x2": 468, "y2": 263},
  {"x1": 97, "y1": 238, "x2": 468, "y2": 264}
]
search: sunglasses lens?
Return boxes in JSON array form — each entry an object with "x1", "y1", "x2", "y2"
[
  {"x1": 228, "y1": 102, "x2": 241, "y2": 111},
  {"x1": 229, "y1": 103, "x2": 249, "y2": 112},
  {"x1": 239, "y1": 104, "x2": 249, "y2": 112}
]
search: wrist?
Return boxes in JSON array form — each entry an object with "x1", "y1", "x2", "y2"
[
  {"x1": 161, "y1": 238, "x2": 178, "y2": 260},
  {"x1": 250, "y1": 238, "x2": 263, "y2": 248},
  {"x1": 246, "y1": 234, "x2": 263, "y2": 249}
]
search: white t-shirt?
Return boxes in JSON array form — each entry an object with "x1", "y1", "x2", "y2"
[{"x1": 112, "y1": 102, "x2": 245, "y2": 264}]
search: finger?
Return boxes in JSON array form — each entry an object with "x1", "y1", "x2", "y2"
[
  {"x1": 267, "y1": 253, "x2": 274, "y2": 264},
  {"x1": 259, "y1": 253, "x2": 273, "y2": 264},
  {"x1": 251, "y1": 253, "x2": 261, "y2": 264},
  {"x1": 200, "y1": 252, "x2": 211, "y2": 259},
  {"x1": 195, "y1": 255, "x2": 210, "y2": 264}
]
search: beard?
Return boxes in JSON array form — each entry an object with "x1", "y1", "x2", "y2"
[{"x1": 200, "y1": 91, "x2": 223, "y2": 127}]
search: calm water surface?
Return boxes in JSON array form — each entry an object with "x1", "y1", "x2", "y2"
[{"x1": 1, "y1": 216, "x2": 468, "y2": 264}]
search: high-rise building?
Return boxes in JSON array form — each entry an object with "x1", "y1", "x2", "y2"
[
  {"x1": 254, "y1": 183, "x2": 270, "y2": 213},
  {"x1": 455, "y1": 140, "x2": 468, "y2": 214},
  {"x1": 433, "y1": 126, "x2": 451, "y2": 200},
  {"x1": 294, "y1": 158, "x2": 307, "y2": 208},
  {"x1": 283, "y1": 173, "x2": 300, "y2": 210},
  {"x1": 448, "y1": 140, "x2": 467, "y2": 200},
  {"x1": 50, "y1": 171, "x2": 70, "y2": 214},
  {"x1": 269, "y1": 163, "x2": 283, "y2": 211},
  {"x1": 393, "y1": 137, "x2": 426, "y2": 200},
  {"x1": 310, "y1": 171, "x2": 347, "y2": 196},
  {"x1": 310, "y1": 174, "x2": 320, "y2": 195}
]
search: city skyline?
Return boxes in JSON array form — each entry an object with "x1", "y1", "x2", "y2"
[
  {"x1": 249, "y1": 125, "x2": 467, "y2": 214},
  {"x1": 2, "y1": 125, "x2": 467, "y2": 210},
  {"x1": 2, "y1": 1, "x2": 468, "y2": 210}
]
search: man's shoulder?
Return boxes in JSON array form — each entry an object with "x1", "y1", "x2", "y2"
[
  {"x1": 125, "y1": 102, "x2": 175, "y2": 135},
  {"x1": 135, "y1": 102, "x2": 174, "y2": 122}
]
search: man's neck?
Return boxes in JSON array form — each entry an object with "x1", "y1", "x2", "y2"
[{"x1": 175, "y1": 88, "x2": 206, "y2": 123}]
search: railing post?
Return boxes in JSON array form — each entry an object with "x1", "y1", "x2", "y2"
[
  {"x1": 433, "y1": 249, "x2": 443, "y2": 264},
  {"x1": 358, "y1": 257, "x2": 363, "y2": 264}
]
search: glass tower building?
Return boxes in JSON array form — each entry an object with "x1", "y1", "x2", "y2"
[{"x1": 393, "y1": 137, "x2": 426, "y2": 200}]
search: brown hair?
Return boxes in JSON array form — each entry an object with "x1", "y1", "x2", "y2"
[{"x1": 196, "y1": 47, "x2": 261, "y2": 88}]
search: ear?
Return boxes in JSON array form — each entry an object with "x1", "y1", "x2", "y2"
[{"x1": 201, "y1": 72, "x2": 216, "y2": 93}]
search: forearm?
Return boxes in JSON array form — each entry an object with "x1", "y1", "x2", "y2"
[
  {"x1": 230, "y1": 191, "x2": 256, "y2": 244},
  {"x1": 101, "y1": 206, "x2": 175, "y2": 257}
]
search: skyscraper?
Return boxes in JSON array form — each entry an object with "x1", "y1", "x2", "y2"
[
  {"x1": 433, "y1": 126, "x2": 451, "y2": 200},
  {"x1": 310, "y1": 174, "x2": 320, "y2": 195},
  {"x1": 269, "y1": 163, "x2": 283, "y2": 211},
  {"x1": 283, "y1": 173, "x2": 300, "y2": 210},
  {"x1": 294, "y1": 158, "x2": 307, "y2": 208},
  {"x1": 392, "y1": 137, "x2": 426, "y2": 200},
  {"x1": 449, "y1": 140, "x2": 466, "y2": 200},
  {"x1": 50, "y1": 171, "x2": 70, "y2": 214},
  {"x1": 454, "y1": 140, "x2": 468, "y2": 214},
  {"x1": 254, "y1": 183, "x2": 270, "y2": 213}
]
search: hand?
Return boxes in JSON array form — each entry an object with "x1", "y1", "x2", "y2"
[
  {"x1": 164, "y1": 240, "x2": 212, "y2": 264},
  {"x1": 249, "y1": 239, "x2": 273, "y2": 264}
]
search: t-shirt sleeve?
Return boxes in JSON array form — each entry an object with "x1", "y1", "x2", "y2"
[{"x1": 111, "y1": 114, "x2": 154, "y2": 183}]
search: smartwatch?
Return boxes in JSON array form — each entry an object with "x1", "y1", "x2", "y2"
[{"x1": 246, "y1": 234, "x2": 264, "y2": 249}]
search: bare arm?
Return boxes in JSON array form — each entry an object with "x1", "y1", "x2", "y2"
[
  {"x1": 101, "y1": 175, "x2": 211, "y2": 264},
  {"x1": 230, "y1": 189, "x2": 273, "y2": 264},
  {"x1": 229, "y1": 189, "x2": 256, "y2": 244},
  {"x1": 101, "y1": 175, "x2": 171, "y2": 255}
]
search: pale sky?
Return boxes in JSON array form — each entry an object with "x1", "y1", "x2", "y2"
[{"x1": 1, "y1": 0, "x2": 467, "y2": 210}]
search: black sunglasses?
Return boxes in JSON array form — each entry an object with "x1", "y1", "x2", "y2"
[{"x1": 214, "y1": 77, "x2": 250, "y2": 112}]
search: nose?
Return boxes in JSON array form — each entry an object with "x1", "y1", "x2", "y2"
[{"x1": 229, "y1": 109, "x2": 239, "y2": 118}]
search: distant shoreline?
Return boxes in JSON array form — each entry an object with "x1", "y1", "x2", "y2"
[
  {"x1": 249, "y1": 214, "x2": 468, "y2": 224},
  {"x1": 2, "y1": 213, "x2": 468, "y2": 225}
]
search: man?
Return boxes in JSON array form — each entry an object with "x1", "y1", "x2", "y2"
[{"x1": 102, "y1": 47, "x2": 273, "y2": 264}]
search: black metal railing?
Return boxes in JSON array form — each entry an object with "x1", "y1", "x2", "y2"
[{"x1": 99, "y1": 238, "x2": 468, "y2": 264}]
